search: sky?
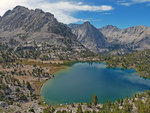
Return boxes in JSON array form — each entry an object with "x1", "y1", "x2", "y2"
[{"x1": 0, "y1": 0, "x2": 150, "y2": 28}]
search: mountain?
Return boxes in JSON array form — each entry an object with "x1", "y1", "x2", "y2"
[
  {"x1": 70, "y1": 22, "x2": 150, "y2": 55},
  {"x1": 0, "y1": 6, "x2": 89, "y2": 60},
  {"x1": 100, "y1": 25, "x2": 150, "y2": 50},
  {"x1": 69, "y1": 21, "x2": 150, "y2": 55},
  {"x1": 68, "y1": 23, "x2": 80, "y2": 29},
  {"x1": 1, "y1": 6, "x2": 149, "y2": 57},
  {"x1": 71, "y1": 21, "x2": 109, "y2": 53}
]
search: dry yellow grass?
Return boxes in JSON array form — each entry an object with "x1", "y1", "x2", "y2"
[{"x1": 17, "y1": 59, "x2": 71, "y2": 74}]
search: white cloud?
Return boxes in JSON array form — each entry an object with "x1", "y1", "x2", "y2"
[
  {"x1": 102, "y1": 13, "x2": 112, "y2": 15},
  {"x1": 118, "y1": 2, "x2": 132, "y2": 6},
  {"x1": 132, "y1": 0, "x2": 150, "y2": 3},
  {"x1": 77, "y1": 2, "x2": 83, "y2": 5},
  {"x1": 117, "y1": 0, "x2": 127, "y2": 3},
  {"x1": 0, "y1": 0, "x2": 113, "y2": 24},
  {"x1": 117, "y1": 0, "x2": 150, "y2": 6}
]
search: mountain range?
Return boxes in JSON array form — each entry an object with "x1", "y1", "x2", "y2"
[
  {"x1": 69, "y1": 22, "x2": 150, "y2": 55},
  {"x1": 100, "y1": 25, "x2": 150, "y2": 49},
  {"x1": 0, "y1": 5, "x2": 150, "y2": 57}
]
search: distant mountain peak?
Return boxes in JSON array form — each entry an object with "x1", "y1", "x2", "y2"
[
  {"x1": 132, "y1": 25, "x2": 147, "y2": 28},
  {"x1": 82, "y1": 21, "x2": 93, "y2": 27},
  {"x1": 100, "y1": 25, "x2": 121, "y2": 33},
  {"x1": 84, "y1": 21, "x2": 90, "y2": 24},
  {"x1": 71, "y1": 21, "x2": 109, "y2": 52},
  {"x1": 126, "y1": 25, "x2": 147, "y2": 31},
  {"x1": 101, "y1": 25, "x2": 120, "y2": 30},
  {"x1": 105, "y1": 25, "x2": 118, "y2": 28},
  {"x1": 68, "y1": 23, "x2": 80, "y2": 29}
]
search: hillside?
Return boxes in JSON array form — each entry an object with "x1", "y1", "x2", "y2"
[{"x1": 106, "y1": 49, "x2": 150, "y2": 78}]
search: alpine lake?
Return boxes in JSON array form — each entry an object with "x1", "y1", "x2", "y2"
[{"x1": 41, "y1": 62, "x2": 150, "y2": 105}]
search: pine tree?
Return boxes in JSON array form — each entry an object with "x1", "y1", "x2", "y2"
[
  {"x1": 92, "y1": 94, "x2": 98, "y2": 106},
  {"x1": 77, "y1": 104, "x2": 83, "y2": 113}
]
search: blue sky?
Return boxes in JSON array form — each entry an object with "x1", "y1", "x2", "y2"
[
  {"x1": 73, "y1": 0, "x2": 150, "y2": 28},
  {"x1": 0, "y1": 0, "x2": 150, "y2": 28}
]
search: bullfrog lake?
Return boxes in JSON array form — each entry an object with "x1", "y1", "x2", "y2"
[{"x1": 41, "y1": 62, "x2": 150, "y2": 105}]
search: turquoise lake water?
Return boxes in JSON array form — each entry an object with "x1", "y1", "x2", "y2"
[{"x1": 41, "y1": 62, "x2": 150, "y2": 105}]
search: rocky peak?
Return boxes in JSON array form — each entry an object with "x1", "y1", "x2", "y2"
[
  {"x1": 81, "y1": 21, "x2": 95, "y2": 28},
  {"x1": 0, "y1": 5, "x2": 77, "y2": 39},
  {"x1": 100, "y1": 25, "x2": 120, "y2": 32},
  {"x1": 11, "y1": 5, "x2": 30, "y2": 15},
  {"x1": 102, "y1": 25, "x2": 115, "y2": 29},
  {"x1": 78, "y1": 21, "x2": 99, "y2": 33},
  {"x1": 72, "y1": 21, "x2": 109, "y2": 52},
  {"x1": 130, "y1": 25, "x2": 147, "y2": 29},
  {"x1": 124, "y1": 25, "x2": 147, "y2": 33},
  {"x1": 0, "y1": 6, "x2": 58, "y2": 32},
  {"x1": 83, "y1": 21, "x2": 91, "y2": 25},
  {"x1": 13, "y1": 5, "x2": 28, "y2": 11}
]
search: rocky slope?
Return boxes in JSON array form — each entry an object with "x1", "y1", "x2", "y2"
[
  {"x1": 0, "y1": 6, "x2": 90, "y2": 60},
  {"x1": 100, "y1": 25, "x2": 150, "y2": 51},
  {"x1": 71, "y1": 21, "x2": 109, "y2": 53}
]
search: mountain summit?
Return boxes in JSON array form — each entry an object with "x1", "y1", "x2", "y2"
[
  {"x1": 71, "y1": 21, "x2": 109, "y2": 52},
  {"x1": 0, "y1": 5, "x2": 73, "y2": 37}
]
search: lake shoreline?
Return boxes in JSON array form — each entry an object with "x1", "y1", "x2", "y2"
[{"x1": 40, "y1": 61, "x2": 150, "y2": 106}]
